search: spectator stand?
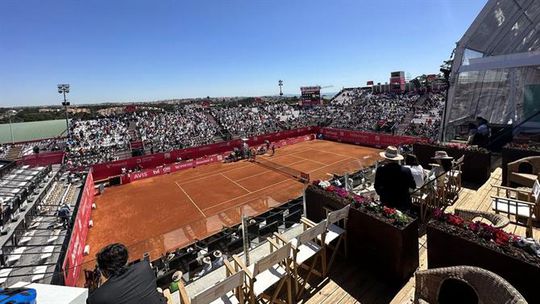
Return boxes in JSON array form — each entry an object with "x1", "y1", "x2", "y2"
[{"x1": 0, "y1": 165, "x2": 82, "y2": 287}]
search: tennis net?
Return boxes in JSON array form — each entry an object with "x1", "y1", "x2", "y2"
[{"x1": 254, "y1": 157, "x2": 310, "y2": 183}]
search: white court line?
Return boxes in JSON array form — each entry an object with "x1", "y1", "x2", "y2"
[
  {"x1": 287, "y1": 148, "x2": 348, "y2": 165},
  {"x1": 220, "y1": 173, "x2": 251, "y2": 193},
  {"x1": 175, "y1": 181, "x2": 206, "y2": 217},
  {"x1": 202, "y1": 179, "x2": 291, "y2": 212},
  {"x1": 236, "y1": 159, "x2": 308, "y2": 182},
  {"x1": 176, "y1": 162, "x2": 252, "y2": 185},
  {"x1": 307, "y1": 157, "x2": 357, "y2": 174}
]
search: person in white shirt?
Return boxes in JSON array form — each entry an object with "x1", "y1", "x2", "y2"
[{"x1": 404, "y1": 154, "x2": 425, "y2": 189}]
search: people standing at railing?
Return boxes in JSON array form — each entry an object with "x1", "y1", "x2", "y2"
[{"x1": 374, "y1": 146, "x2": 416, "y2": 211}]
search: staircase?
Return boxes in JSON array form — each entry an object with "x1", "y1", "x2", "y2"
[
  {"x1": 206, "y1": 111, "x2": 232, "y2": 141},
  {"x1": 5, "y1": 145, "x2": 22, "y2": 160},
  {"x1": 396, "y1": 109, "x2": 417, "y2": 135},
  {"x1": 259, "y1": 107, "x2": 290, "y2": 130}
]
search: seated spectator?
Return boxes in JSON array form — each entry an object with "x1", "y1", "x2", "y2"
[
  {"x1": 87, "y1": 243, "x2": 166, "y2": 304},
  {"x1": 428, "y1": 151, "x2": 454, "y2": 191},
  {"x1": 375, "y1": 146, "x2": 416, "y2": 211}
]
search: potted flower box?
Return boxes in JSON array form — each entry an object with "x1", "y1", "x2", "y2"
[
  {"x1": 413, "y1": 142, "x2": 491, "y2": 185},
  {"x1": 427, "y1": 211, "x2": 540, "y2": 303},
  {"x1": 305, "y1": 183, "x2": 419, "y2": 285}
]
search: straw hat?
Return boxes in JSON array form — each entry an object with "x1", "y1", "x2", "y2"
[
  {"x1": 432, "y1": 151, "x2": 453, "y2": 160},
  {"x1": 379, "y1": 146, "x2": 403, "y2": 161},
  {"x1": 172, "y1": 271, "x2": 183, "y2": 282}
]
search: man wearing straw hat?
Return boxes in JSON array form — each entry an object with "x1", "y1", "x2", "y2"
[{"x1": 375, "y1": 146, "x2": 416, "y2": 211}]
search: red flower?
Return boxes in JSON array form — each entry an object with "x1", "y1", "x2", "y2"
[
  {"x1": 494, "y1": 230, "x2": 510, "y2": 245},
  {"x1": 467, "y1": 222, "x2": 479, "y2": 232},
  {"x1": 353, "y1": 194, "x2": 366, "y2": 204},
  {"x1": 433, "y1": 208, "x2": 443, "y2": 219},
  {"x1": 446, "y1": 214, "x2": 464, "y2": 226},
  {"x1": 325, "y1": 185, "x2": 336, "y2": 192},
  {"x1": 383, "y1": 206, "x2": 397, "y2": 217}
]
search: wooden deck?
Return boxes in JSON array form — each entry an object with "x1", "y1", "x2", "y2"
[{"x1": 301, "y1": 167, "x2": 539, "y2": 304}]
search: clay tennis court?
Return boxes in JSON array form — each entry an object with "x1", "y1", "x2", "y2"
[{"x1": 81, "y1": 140, "x2": 381, "y2": 270}]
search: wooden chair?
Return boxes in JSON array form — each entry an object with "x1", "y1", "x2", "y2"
[
  {"x1": 448, "y1": 155, "x2": 464, "y2": 194},
  {"x1": 231, "y1": 240, "x2": 293, "y2": 304},
  {"x1": 412, "y1": 181, "x2": 438, "y2": 223},
  {"x1": 310, "y1": 205, "x2": 350, "y2": 275},
  {"x1": 275, "y1": 219, "x2": 327, "y2": 300},
  {"x1": 177, "y1": 261, "x2": 245, "y2": 304},
  {"x1": 321, "y1": 206, "x2": 349, "y2": 275},
  {"x1": 491, "y1": 180, "x2": 540, "y2": 237}
]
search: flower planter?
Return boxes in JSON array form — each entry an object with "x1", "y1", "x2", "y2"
[
  {"x1": 413, "y1": 143, "x2": 491, "y2": 185},
  {"x1": 347, "y1": 207, "x2": 419, "y2": 285},
  {"x1": 305, "y1": 185, "x2": 349, "y2": 222},
  {"x1": 305, "y1": 185, "x2": 419, "y2": 285},
  {"x1": 427, "y1": 221, "x2": 540, "y2": 303}
]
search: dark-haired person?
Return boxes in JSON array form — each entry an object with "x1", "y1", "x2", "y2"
[{"x1": 87, "y1": 243, "x2": 166, "y2": 304}]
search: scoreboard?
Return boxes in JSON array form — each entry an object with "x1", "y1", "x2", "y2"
[{"x1": 300, "y1": 86, "x2": 322, "y2": 106}]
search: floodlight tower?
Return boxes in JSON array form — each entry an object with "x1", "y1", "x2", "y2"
[
  {"x1": 278, "y1": 80, "x2": 283, "y2": 97},
  {"x1": 57, "y1": 84, "x2": 71, "y2": 139}
]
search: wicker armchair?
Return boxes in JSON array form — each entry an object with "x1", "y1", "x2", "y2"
[
  {"x1": 454, "y1": 208, "x2": 510, "y2": 229},
  {"x1": 415, "y1": 266, "x2": 527, "y2": 304}
]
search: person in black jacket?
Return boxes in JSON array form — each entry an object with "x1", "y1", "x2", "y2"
[
  {"x1": 87, "y1": 243, "x2": 166, "y2": 304},
  {"x1": 375, "y1": 146, "x2": 416, "y2": 211}
]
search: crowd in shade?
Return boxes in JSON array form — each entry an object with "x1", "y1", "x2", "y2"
[
  {"x1": 330, "y1": 92, "x2": 421, "y2": 132},
  {"x1": 17, "y1": 89, "x2": 447, "y2": 169},
  {"x1": 403, "y1": 92, "x2": 446, "y2": 138}
]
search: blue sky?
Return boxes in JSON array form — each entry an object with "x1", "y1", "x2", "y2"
[{"x1": 0, "y1": 0, "x2": 486, "y2": 106}]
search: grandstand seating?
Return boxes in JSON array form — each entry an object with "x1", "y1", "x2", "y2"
[{"x1": 0, "y1": 166, "x2": 84, "y2": 286}]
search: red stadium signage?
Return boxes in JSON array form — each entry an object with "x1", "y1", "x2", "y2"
[
  {"x1": 19, "y1": 151, "x2": 65, "y2": 167},
  {"x1": 119, "y1": 135, "x2": 315, "y2": 184},
  {"x1": 320, "y1": 128, "x2": 428, "y2": 148},
  {"x1": 63, "y1": 169, "x2": 95, "y2": 286},
  {"x1": 91, "y1": 127, "x2": 317, "y2": 181}
]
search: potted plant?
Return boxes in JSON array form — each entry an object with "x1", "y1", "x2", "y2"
[
  {"x1": 427, "y1": 209, "x2": 540, "y2": 302},
  {"x1": 305, "y1": 181, "x2": 419, "y2": 285}
]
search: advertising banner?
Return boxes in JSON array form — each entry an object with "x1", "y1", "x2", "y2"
[
  {"x1": 63, "y1": 169, "x2": 95, "y2": 286},
  {"x1": 320, "y1": 128, "x2": 427, "y2": 148}
]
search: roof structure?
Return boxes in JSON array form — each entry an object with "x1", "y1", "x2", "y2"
[{"x1": 442, "y1": 0, "x2": 540, "y2": 140}]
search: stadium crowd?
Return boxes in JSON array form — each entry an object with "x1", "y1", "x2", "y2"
[
  {"x1": 211, "y1": 105, "x2": 282, "y2": 138},
  {"x1": 136, "y1": 105, "x2": 220, "y2": 152},
  {"x1": 7, "y1": 89, "x2": 447, "y2": 168},
  {"x1": 66, "y1": 117, "x2": 131, "y2": 168}
]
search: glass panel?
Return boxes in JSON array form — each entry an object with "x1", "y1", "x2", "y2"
[{"x1": 461, "y1": 48, "x2": 484, "y2": 66}]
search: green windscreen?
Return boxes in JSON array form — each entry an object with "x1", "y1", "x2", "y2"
[{"x1": 524, "y1": 84, "x2": 540, "y2": 123}]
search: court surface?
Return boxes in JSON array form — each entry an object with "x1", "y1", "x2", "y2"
[{"x1": 82, "y1": 140, "x2": 381, "y2": 270}]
